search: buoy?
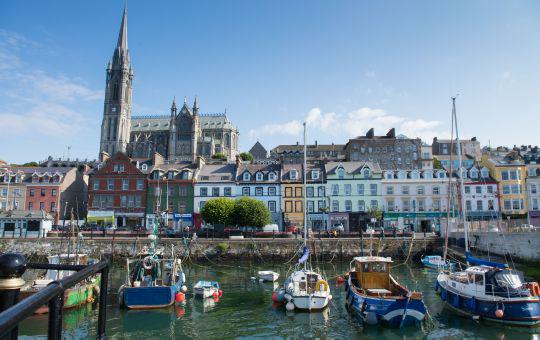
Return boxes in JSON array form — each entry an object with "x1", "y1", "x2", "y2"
[
  {"x1": 175, "y1": 305, "x2": 185, "y2": 318},
  {"x1": 175, "y1": 292, "x2": 185, "y2": 303},
  {"x1": 181, "y1": 285, "x2": 188, "y2": 293},
  {"x1": 272, "y1": 291, "x2": 278, "y2": 302},
  {"x1": 213, "y1": 291, "x2": 219, "y2": 299},
  {"x1": 495, "y1": 309, "x2": 504, "y2": 318},
  {"x1": 219, "y1": 289, "x2": 223, "y2": 297},
  {"x1": 337, "y1": 276, "x2": 344, "y2": 284},
  {"x1": 328, "y1": 294, "x2": 333, "y2": 301},
  {"x1": 286, "y1": 301, "x2": 295, "y2": 311},
  {"x1": 213, "y1": 296, "x2": 219, "y2": 303}
]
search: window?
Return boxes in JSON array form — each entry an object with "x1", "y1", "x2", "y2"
[
  {"x1": 363, "y1": 169, "x2": 371, "y2": 179},
  {"x1": 337, "y1": 168, "x2": 345, "y2": 179},
  {"x1": 345, "y1": 200, "x2": 352, "y2": 212},
  {"x1": 402, "y1": 186, "x2": 409, "y2": 195},
  {"x1": 470, "y1": 169, "x2": 478, "y2": 179},
  {"x1": 476, "y1": 200, "x2": 483, "y2": 211},
  {"x1": 268, "y1": 187, "x2": 276, "y2": 196},
  {"x1": 318, "y1": 186, "x2": 325, "y2": 197},
  {"x1": 51, "y1": 202, "x2": 56, "y2": 212},
  {"x1": 107, "y1": 195, "x2": 113, "y2": 207},
  {"x1": 488, "y1": 200, "x2": 494, "y2": 210},
  {"x1": 466, "y1": 200, "x2": 472, "y2": 211},
  {"x1": 212, "y1": 187, "x2": 220, "y2": 197},
  {"x1": 200, "y1": 201, "x2": 206, "y2": 210},
  {"x1": 93, "y1": 180, "x2": 100, "y2": 190},
  {"x1": 242, "y1": 187, "x2": 250, "y2": 196},
  {"x1": 255, "y1": 187, "x2": 263, "y2": 196},
  {"x1": 128, "y1": 195, "x2": 135, "y2": 207},
  {"x1": 332, "y1": 200, "x2": 339, "y2": 212},
  {"x1": 295, "y1": 187, "x2": 303, "y2": 197},
  {"x1": 295, "y1": 201, "x2": 303, "y2": 212},
  {"x1": 386, "y1": 172, "x2": 394, "y2": 179},
  {"x1": 531, "y1": 184, "x2": 537, "y2": 194},
  {"x1": 371, "y1": 200, "x2": 378, "y2": 209},
  {"x1": 370, "y1": 184, "x2": 377, "y2": 195},
  {"x1": 532, "y1": 198, "x2": 539, "y2": 211},
  {"x1": 512, "y1": 199, "x2": 520, "y2": 210},
  {"x1": 114, "y1": 164, "x2": 118, "y2": 172},
  {"x1": 417, "y1": 186, "x2": 425, "y2": 195},
  {"x1": 307, "y1": 201, "x2": 314, "y2": 213},
  {"x1": 358, "y1": 200, "x2": 365, "y2": 211},
  {"x1": 318, "y1": 200, "x2": 325, "y2": 210},
  {"x1": 331, "y1": 184, "x2": 339, "y2": 195},
  {"x1": 481, "y1": 169, "x2": 489, "y2": 178},
  {"x1": 501, "y1": 171, "x2": 509, "y2": 181},
  {"x1": 29, "y1": 189, "x2": 35, "y2": 197},
  {"x1": 386, "y1": 186, "x2": 394, "y2": 195},
  {"x1": 418, "y1": 200, "x2": 425, "y2": 211},
  {"x1": 243, "y1": 172, "x2": 251, "y2": 181},
  {"x1": 39, "y1": 202, "x2": 45, "y2": 210},
  {"x1": 357, "y1": 184, "x2": 364, "y2": 195},
  {"x1": 268, "y1": 201, "x2": 276, "y2": 212},
  {"x1": 290, "y1": 169, "x2": 298, "y2": 180},
  {"x1": 41, "y1": 189, "x2": 46, "y2": 197},
  {"x1": 168, "y1": 171, "x2": 175, "y2": 180},
  {"x1": 28, "y1": 202, "x2": 33, "y2": 210},
  {"x1": 120, "y1": 164, "x2": 125, "y2": 172},
  {"x1": 52, "y1": 189, "x2": 57, "y2": 197},
  {"x1": 120, "y1": 195, "x2": 127, "y2": 207},
  {"x1": 224, "y1": 187, "x2": 232, "y2": 197},
  {"x1": 122, "y1": 179, "x2": 129, "y2": 190},
  {"x1": 510, "y1": 170, "x2": 518, "y2": 180},
  {"x1": 107, "y1": 179, "x2": 114, "y2": 190},
  {"x1": 135, "y1": 195, "x2": 142, "y2": 207},
  {"x1": 433, "y1": 199, "x2": 440, "y2": 211},
  {"x1": 465, "y1": 186, "x2": 471, "y2": 194},
  {"x1": 285, "y1": 187, "x2": 292, "y2": 197},
  {"x1": 256, "y1": 172, "x2": 263, "y2": 181},
  {"x1": 285, "y1": 201, "x2": 293, "y2": 212},
  {"x1": 437, "y1": 171, "x2": 446, "y2": 179},
  {"x1": 433, "y1": 186, "x2": 440, "y2": 195},
  {"x1": 200, "y1": 187, "x2": 208, "y2": 197},
  {"x1": 475, "y1": 186, "x2": 481, "y2": 194},
  {"x1": 387, "y1": 200, "x2": 395, "y2": 211},
  {"x1": 344, "y1": 184, "x2": 352, "y2": 196},
  {"x1": 312, "y1": 170, "x2": 320, "y2": 180},
  {"x1": 307, "y1": 187, "x2": 314, "y2": 197},
  {"x1": 487, "y1": 186, "x2": 494, "y2": 194},
  {"x1": 137, "y1": 179, "x2": 144, "y2": 190},
  {"x1": 403, "y1": 200, "x2": 410, "y2": 211}
]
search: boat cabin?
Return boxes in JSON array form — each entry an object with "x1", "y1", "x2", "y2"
[
  {"x1": 287, "y1": 270, "x2": 325, "y2": 295},
  {"x1": 351, "y1": 256, "x2": 395, "y2": 297},
  {"x1": 449, "y1": 266, "x2": 531, "y2": 298}
]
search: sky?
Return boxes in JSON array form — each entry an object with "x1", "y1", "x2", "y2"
[{"x1": 1, "y1": 0, "x2": 539, "y2": 164}]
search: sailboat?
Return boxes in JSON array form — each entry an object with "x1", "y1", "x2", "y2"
[
  {"x1": 436, "y1": 97, "x2": 540, "y2": 326},
  {"x1": 274, "y1": 122, "x2": 332, "y2": 311}
]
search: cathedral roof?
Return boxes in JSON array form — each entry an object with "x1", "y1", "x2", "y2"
[{"x1": 130, "y1": 113, "x2": 236, "y2": 132}]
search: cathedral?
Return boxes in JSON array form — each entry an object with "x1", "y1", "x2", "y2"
[{"x1": 99, "y1": 6, "x2": 239, "y2": 163}]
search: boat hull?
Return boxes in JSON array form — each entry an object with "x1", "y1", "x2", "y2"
[
  {"x1": 290, "y1": 295, "x2": 329, "y2": 310},
  {"x1": 121, "y1": 286, "x2": 177, "y2": 309},
  {"x1": 436, "y1": 281, "x2": 540, "y2": 327},
  {"x1": 194, "y1": 287, "x2": 218, "y2": 299},
  {"x1": 421, "y1": 256, "x2": 455, "y2": 271},
  {"x1": 258, "y1": 272, "x2": 279, "y2": 282},
  {"x1": 346, "y1": 285, "x2": 426, "y2": 327}
]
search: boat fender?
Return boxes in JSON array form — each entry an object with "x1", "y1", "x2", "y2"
[
  {"x1": 365, "y1": 311, "x2": 378, "y2": 325},
  {"x1": 182, "y1": 272, "x2": 186, "y2": 284},
  {"x1": 284, "y1": 293, "x2": 292, "y2": 302},
  {"x1": 143, "y1": 256, "x2": 154, "y2": 270},
  {"x1": 315, "y1": 280, "x2": 329, "y2": 292},
  {"x1": 272, "y1": 291, "x2": 278, "y2": 302},
  {"x1": 275, "y1": 290, "x2": 286, "y2": 303},
  {"x1": 181, "y1": 285, "x2": 188, "y2": 293},
  {"x1": 495, "y1": 309, "x2": 504, "y2": 318},
  {"x1": 286, "y1": 301, "x2": 295, "y2": 311},
  {"x1": 175, "y1": 292, "x2": 185, "y2": 303},
  {"x1": 328, "y1": 294, "x2": 332, "y2": 301},
  {"x1": 213, "y1": 291, "x2": 219, "y2": 299},
  {"x1": 219, "y1": 289, "x2": 223, "y2": 297}
]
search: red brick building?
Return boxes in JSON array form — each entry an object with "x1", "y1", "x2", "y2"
[{"x1": 87, "y1": 153, "x2": 148, "y2": 228}]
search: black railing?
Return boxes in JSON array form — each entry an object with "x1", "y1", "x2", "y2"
[{"x1": 0, "y1": 253, "x2": 109, "y2": 340}]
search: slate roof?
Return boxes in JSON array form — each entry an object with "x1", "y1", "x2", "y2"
[
  {"x1": 131, "y1": 114, "x2": 236, "y2": 132},
  {"x1": 196, "y1": 163, "x2": 237, "y2": 182},
  {"x1": 236, "y1": 163, "x2": 280, "y2": 182},
  {"x1": 281, "y1": 164, "x2": 303, "y2": 182},
  {"x1": 0, "y1": 210, "x2": 52, "y2": 220},
  {"x1": 325, "y1": 161, "x2": 381, "y2": 175}
]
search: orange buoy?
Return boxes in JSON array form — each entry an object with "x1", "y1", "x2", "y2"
[
  {"x1": 213, "y1": 291, "x2": 219, "y2": 299},
  {"x1": 219, "y1": 289, "x2": 223, "y2": 297},
  {"x1": 272, "y1": 291, "x2": 278, "y2": 302},
  {"x1": 175, "y1": 292, "x2": 185, "y2": 303},
  {"x1": 213, "y1": 296, "x2": 219, "y2": 303},
  {"x1": 495, "y1": 309, "x2": 504, "y2": 318},
  {"x1": 337, "y1": 276, "x2": 344, "y2": 284}
]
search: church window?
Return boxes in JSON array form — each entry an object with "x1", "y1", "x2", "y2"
[
  {"x1": 224, "y1": 133, "x2": 230, "y2": 147},
  {"x1": 113, "y1": 82, "x2": 119, "y2": 100}
]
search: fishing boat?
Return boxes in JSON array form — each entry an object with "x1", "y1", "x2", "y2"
[
  {"x1": 258, "y1": 271, "x2": 279, "y2": 282},
  {"x1": 345, "y1": 256, "x2": 426, "y2": 327},
  {"x1": 436, "y1": 97, "x2": 540, "y2": 326},
  {"x1": 194, "y1": 281, "x2": 220, "y2": 299},
  {"x1": 274, "y1": 122, "x2": 332, "y2": 311},
  {"x1": 19, "y1": 254, "x2": 100, "y2": 314},
  {"x1": 421, "y1": 255, "x2": 455, "y2": 271}
]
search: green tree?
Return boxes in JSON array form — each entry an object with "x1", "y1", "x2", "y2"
[
  {"x1": 239, "y1": 152, "x2": 253, "y2": 162},
  {"x1": 212, "y1": 153, "x2": 227, "y2": 161},
  {"x1": 200, "y1": 198, "x2": 235, "y2": 226},
  {"x1": 433, "y1": 158, "x2": 442, "y2": 169},
  {"x1": 232, "y1": 197, "x2": 271, "y2": 228},
  {"x1": 367, "y1": 206, "x2": 383, "y2": 221}
]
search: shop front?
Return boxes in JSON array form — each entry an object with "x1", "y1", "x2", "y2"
[
  {"x1": 328, "y1": 212, "x2": 349, "y2": 232},
  {"x1": 307, "y1": 213, "x2": 327, "y2": 231},
  {"x1": 115, "y1": 212, "x2": 145, "y2": 229},
  {"x1": 87, "y1": 210, "x2": 115, "y2": 227},
  {"x1": 530, "y1": 211, "x2": 540, "y2": 228},
  {"x1": 383, "y1": 212, "x2": 446, "y2": 232}
]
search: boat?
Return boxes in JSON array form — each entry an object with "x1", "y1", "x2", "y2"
[
  {"x1": 345, "y1": 256, "x2": 426, "y2": 327},
  {"x1": 421, "y1": 255, "x2": 455, "y2": 271},
  {"x1": 194, "y1": 281, "x2": 220, "y2": 299},
  {"x1": 19, "y1": 254, "x2": 100, "y2": 314},
  {"x1": 118, "y1": 209, "x2": 187, "y2": 309},
  {"x1": 258, "y1": 271, "x2": 279, "y2": 282},
  {"x1": 274, "y1": 122, "x2": 332, "y2": 311},
  {"x1": 436, "y1": 97, "x2": 540, "y2": 326}
]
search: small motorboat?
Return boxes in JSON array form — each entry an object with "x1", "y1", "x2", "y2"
[
  {"x1": 194, "y1": 281, "x2": 220, "y2": 299},
  {"x1": 258, "y1": 271, "x2": 279, "y2": 282},
  {"x1": 421, "y1": 255, "x2": 455, "y2": 271},
  {"x1": 345, "y1": 256, "x2": 426, "y2": 327}
]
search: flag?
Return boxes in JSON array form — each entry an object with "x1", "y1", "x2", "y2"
[{"x1": 298, "y1": 246, "x2": 309, "y2": 264}]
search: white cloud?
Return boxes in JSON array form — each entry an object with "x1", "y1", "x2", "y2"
[{"x1": 249, "y1": 106, "x2": 448, "y2": 145}]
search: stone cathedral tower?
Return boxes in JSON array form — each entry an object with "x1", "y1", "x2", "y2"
[{"x1": 99, "y1": 5, "x2": 133, "y2": 158}]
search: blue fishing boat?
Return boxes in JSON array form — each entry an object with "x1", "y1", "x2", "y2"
[
  {"x1": 421, "y1": 255, "x2": 455, "y2": 271},
  {"x1": 345, "y1": 256, "x2": 426, "y2": 327}
]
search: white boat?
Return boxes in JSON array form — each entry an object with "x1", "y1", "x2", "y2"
[
  {"x1": 258, "y1": 271, "x2": 279, "y2": 282},
  {"x1": 194, "y1": 281, "x2": 220, "y2": 299}
]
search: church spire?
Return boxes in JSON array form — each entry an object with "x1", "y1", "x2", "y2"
[
  {"x1": 171, "y1": 96, "x2": 177, "y2": 116},
  {"x1": 113, "y1": 4, "x2": 129, "y2": 65},
  {"x1": 193, "y1": 95, "x2": 199, "y2": 115}
]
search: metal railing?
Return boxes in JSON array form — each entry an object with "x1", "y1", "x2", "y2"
[{"x1": 0, "y1": 253, "x2": 109, "y2": 339}]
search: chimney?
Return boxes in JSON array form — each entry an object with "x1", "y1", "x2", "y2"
[
  {"x1": 386, "y1": 128, "x2": 396, "y2": 138},
  {"x1": 235, "y1": 154, "x2": 241, "y2": 168},
  {"x1": 153, "y1": 152, "x2": 165, "y2": 166},
  {"x1": 315, "y1": 140, "x2": 318, "y2": 147},
  {"x1": 99, "y1": 151, "x2": 110, "y2": 163},
  {"x1": 197, "y1": 156, "x2": 206, "y2": 170},
  {"x1": 296, "y1": 141, "x2": 299, "y2": 146},
  {"x1": 366, "y1": 128, "x2": 374, "y2": 138}
]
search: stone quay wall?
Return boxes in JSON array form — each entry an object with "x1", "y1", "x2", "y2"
[{"x1": 0, "y1": 236, "x2": 443, "y2": 263}]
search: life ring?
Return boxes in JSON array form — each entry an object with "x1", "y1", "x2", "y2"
[
  {"x1": 315, "y1": 280, "x2": 329, "y2": 292},
  {"x1": 527, "y1": 282, "x2": 540, "y2": 296},
  {"x1": 143, "y1": 256, "x2": 154, "y2": 270}
]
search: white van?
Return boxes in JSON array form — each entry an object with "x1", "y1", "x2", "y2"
[{"x1": 262, "y1": 224, "x2": 279, "y2": 233}]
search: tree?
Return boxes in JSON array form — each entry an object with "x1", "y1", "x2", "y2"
[
  {"x1": 200, "y1": 198, "x2": 235, "y2": 226},
  {"x1": 433, "y1": 158, "x2": 442, "y2": 169},
  {"x1": 239, "y1": 152, "x2": 253, "y2": 162},
  {"x1": 211, "y1": 153, "x2": 227, "y2": 161},
  {"x1": 367, "y1": 207, "x2": 383, "y2": 221},
  {"x1": 232, "y1": 197, "x2": 271, "y2": 228}
]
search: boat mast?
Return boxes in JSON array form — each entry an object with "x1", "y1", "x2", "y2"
[
  {"x1": 452, "y1": 97, "x2": 469, "y2": 259},
  {"x1": 303, "y1": 121, "x2": 307, "y2": 270},
  {"x1": 443, "y1": 101, "x2": 456, "y2": 262}
]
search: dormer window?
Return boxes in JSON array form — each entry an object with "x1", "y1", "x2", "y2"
[
  {"x1": 437, "y1": 171, "x2": 446, "y2": 179},
  {"x1": 337, "y1": 168, "x2": 345, "y2": 179},
  {"x1": 311, "y1": 170, "x2": 320, "y2": 180},
  {"x1": 290, "y1": 169, "x2": 298, "y2": 180},
  {"x1": 460, "y1": 168, "x2": 468, "y2": 178},
  {"x1": 153, "y1": 171, "x2": 161, "y2": 180},
  {"x1": 52, "y1": 175, "x2": 60, "y2": 183},
  {"x1": 385, "y1": 172, "x2": 393, "y2": 179},
  {"x1": 15, "y1": 174, "x2": 22, "y2": 183},
  {"x1": 481, "y1": 168, "x2": 489, "y2": 178},
  {"x1": 141, "y1": 164, "x2": 148, "y2": 172},
  {"x1": 470, "y1": 169, "x2": 478, "y2": 179},
  {"x1": 398, "y1": 171, "x2": 406, "y2": 180},
  {"x1": 268, "y1": 172, "x2": 276, "y2": 181},
  {"x1": 424, "y1": 171, "x2": 433, "y2": 179},
  {"x1": 168, "y1": 171, "x2": 175, "y2": 180},
  {"x1": 43, "y1": 175, "x2": 49, "y2": 182},
  {"x1": 256, "y1": 172, "x2": 264, "y2": 181},
  {"x1": 363, "y1": 169, "x2": 371, "y2": 179},
  {"x1": 411, "y1": 171, "x2": 419, "y2": 179},
  {"x1": 243, "y1": 172, "x2": 251, "y2": 181},
  {"x1": 3, "y1": 174, "x2": 9, "y2": 183}
]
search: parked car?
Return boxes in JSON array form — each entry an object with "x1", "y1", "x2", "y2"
[
  {"x1": 262, "y1": 224, "x2": 279, "y2": 233},
  {"x1": 329, "y1": 223, "x2": 344, "y2": 232},
  {"x1": 226, "y1": 228, "x2": 244, "y2": 240},
  {"x1": 518, "y1": 224, "x2": 539, "y2": 231}
]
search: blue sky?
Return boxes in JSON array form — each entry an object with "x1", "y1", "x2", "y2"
[{"x1": 1, "y1": 0, "x2": 539, "y2": 163}]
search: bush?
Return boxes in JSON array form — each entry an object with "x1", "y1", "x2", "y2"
[
  {"x1": 240, "y1": 152, "x2": 253, "y2": 162},
  {"x1": 232, "y1": 197, "x2": 271, "y2": 228},
  {"x1": 200, "y1": 198, "x2": 235, "y2": 226},
  {"x1": 217, "y1": 242, "x2": 229, "y2": 253},
  {"x1": 212, "y1": 153, "x2": 227, "y2": 161}
]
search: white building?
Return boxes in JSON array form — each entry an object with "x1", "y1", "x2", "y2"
[
  {"x1": 527, "y1": 165, "x2": 540, "y2": 227},
  {"x1": 193, "y1": 163, "x2": 237, "y2": 213},
  {"x1": 456, "y1": 166, "x2": 501, "y2": 221}
]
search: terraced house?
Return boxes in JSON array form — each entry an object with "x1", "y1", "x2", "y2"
[
  {"x1": 305, "y1": 164, "x2": 327, "y2": 231},
  {"x1": 325, "y1": 161, "x2": 382, "y2": 233},
  {"x1": 236, "y1": 163, "x2": 282, "y2": 228},
  {"x1": 281, "y1": 164, "x2": 304, "y2": 229}
]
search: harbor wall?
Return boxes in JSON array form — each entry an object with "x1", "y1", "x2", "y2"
[
  {"x1": 0, "y1": 236, "x2": 443, "y2": 262},
  {"x1": 450, "y1": 231, "x2": 540, "y2": 261}
]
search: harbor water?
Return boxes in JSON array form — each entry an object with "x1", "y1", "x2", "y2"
[{"x1": 17, "y1": 261, "x2": 540, "y2": 339}]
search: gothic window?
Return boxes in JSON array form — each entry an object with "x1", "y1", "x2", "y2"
[
  {"x1": 113, "y1": 82, "x2": 119, "y2": 101},
  {"x1": 224, "y1": 133, "x2": 230, "y2": 147}
]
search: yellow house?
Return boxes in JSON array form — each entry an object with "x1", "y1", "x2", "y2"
[
  {"x1": 281, "y1": 164, "x2": 304, "y2": 227},
  {"x1": 481, "y1": 153, "x2": 528, "y2": 217}
]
